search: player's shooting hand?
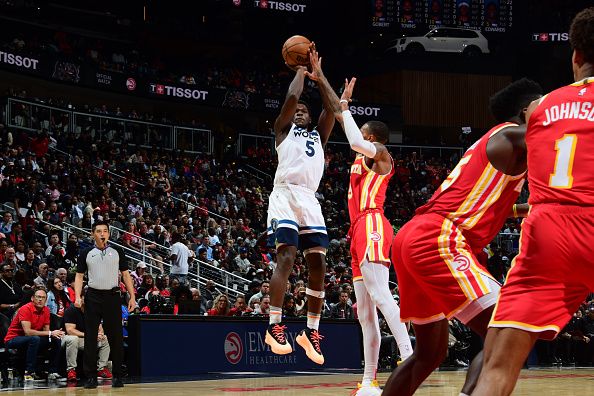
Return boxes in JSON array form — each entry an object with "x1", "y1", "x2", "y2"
[
  {"x1": 340, "y1": 78, "x2": 357, "y2": 109},
  {"x1": 304, "y1": 42, "x2": 322, "y2": 81}
]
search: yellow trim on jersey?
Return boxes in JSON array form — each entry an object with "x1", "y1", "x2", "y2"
[
  {"x1": 360, "y1": 154, "x2": 372, "y2": 172},
  {"x1": 448, "y1": 164, "x2": 497, "y2": 222},
  {"x1": 437, "y1": 218, "x2": 478, "y2": 300},
  {"x1": 375, "y1": 213, "x2": 389, "y2": 262},
  {"x1": 402, "y1": 312, "x2": 447, "y2": 325},
  {"x1": 359, "y1": 172, "x2": 375, "y2": 212},
  {"x1": 368, "y1": 174, "x2": 386, "y2": 209},
  {"x1": 353, "y1": 276, "x2": 364, "y2": 282},
  {"x1": 570, "y1": 77, "x2": 594, "y2": 87},
  {"x1": 489, "y1": 320, "x2": 561, "y2": 334},
  {"x1": 460, "y1": 174, "x2": 512, "y2": 230},
  {"x1": 366, "y1": 215, "x2": 376, "y2": 261}
]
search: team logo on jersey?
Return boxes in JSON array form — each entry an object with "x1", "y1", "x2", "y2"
[
  {"x1": 370, "y1": 231, "x2": 382, "y2": 242},
  {"x1": 270, "y1": 218, "x2": 279, "y2": 232},
  {"x1": 579, "y1": 88, "x2": 587, "y2": 96},
  {"x1": 224, "y1": 332, "x2": 243, "y2": 365},
  {"x1": 453, "y1": 254, "x2": 471, "y2": 272}
]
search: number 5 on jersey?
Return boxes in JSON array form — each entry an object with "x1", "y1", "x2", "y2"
[
  {"x1": 440, "y1": 155, "x2": 472, "y2": 192},
  {"x1": 549, "y1": 134, "x2": 577, "y2": 189},
  {"x1": 305, "y1": 140, "x2": 315, "y2": 157}
]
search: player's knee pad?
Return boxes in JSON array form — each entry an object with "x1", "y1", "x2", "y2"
[{"x1": 306, "y1": 287, "x2": 325, "y2": 299}]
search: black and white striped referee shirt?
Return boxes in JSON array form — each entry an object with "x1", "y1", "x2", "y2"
[{"x1": 77, "y1": 245, "x2": 128, "y2": 290}]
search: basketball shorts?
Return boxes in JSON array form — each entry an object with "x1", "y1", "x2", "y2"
[
  {"x1": 392, "y1": 213, "x2": 500, "y2": 325},
  {"x1": 350, "y1": 211, "x2": 393, "y2": 281},
  {"x1": 490, "y1": 204, "x2": 594, "y2": 340},
  {"x1": 266, "y1": 184, "x2": 329, "y2": 251}
]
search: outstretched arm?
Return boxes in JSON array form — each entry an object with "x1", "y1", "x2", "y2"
[
  {"x1": 305, "y1": 46, "x2": 335, "y2": 145},
  {"x1": 336, "y1": 78, "x2": 381, "y2": 159},
  {"x1": 274, "y1": 66, "x2": 307, "y2": 145}
]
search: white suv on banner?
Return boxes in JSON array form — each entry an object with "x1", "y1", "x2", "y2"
[{"x1": 388, "y1": 28, "x2": 490, "y2": 57}]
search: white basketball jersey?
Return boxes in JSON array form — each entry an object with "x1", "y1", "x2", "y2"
[{"x1": 273, "y1": 123, "x2": 325, "y2": 191}]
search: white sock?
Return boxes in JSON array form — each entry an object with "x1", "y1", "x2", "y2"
[
  {"x1": 361, "y1": 261, "x2": 413, "y2": 359},
  {"x1": 354, "y1": 280, "x2": 380, "y2": 386},
  {"x1": 307, "y1": 312, "x2": 320, "y2": 330},
  {"x1": 269, "y1": 306, "x2": 282, "y2": 325}
]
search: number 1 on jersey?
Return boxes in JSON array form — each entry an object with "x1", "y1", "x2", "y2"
[{"x1": 549, "y1": 134, "x2": 578, "y2": 189}]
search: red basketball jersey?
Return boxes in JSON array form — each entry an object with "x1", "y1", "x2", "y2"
[
  {"x1": 527, "y1": 78, "x2": 594, "y2": 206},
  {"x1": 348, "y1": 154, "x2": 395, "y2": 222},
  {"x1": 415, "y1": 122, "x2": 525, "y2": 248}
]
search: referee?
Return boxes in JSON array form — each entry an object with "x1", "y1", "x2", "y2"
[{"x1": 74, "y1": 220, "x2": 136, "y2": 388}]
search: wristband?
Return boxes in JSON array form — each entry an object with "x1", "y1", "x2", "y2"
[
  {"x1": 512, "y1": 204, "x2": 518, "y2": 218},
  {"x1": 48, "y1": 330, "x2": 51, "y2": 340},
  {"x1": 339, "y1": 99, "x2": 349, "y2": 104}
]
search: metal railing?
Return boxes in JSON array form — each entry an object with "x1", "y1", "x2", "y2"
[
  {"x1": 0, "y1": 200, "x2": 245, "y2": 299},
  {"x1": 6, "y1": 97, "x2": 213, "y2": 154}
]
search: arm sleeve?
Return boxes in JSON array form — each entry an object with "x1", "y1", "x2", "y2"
[
  {"x1": 76, "y1": 248, "x2": 89, "y2": 274},
  {"x1": 342, "y1": 110, "x2": 377, "y2": 158}
]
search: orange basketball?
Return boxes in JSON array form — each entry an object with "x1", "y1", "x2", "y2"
[{"x1": 282, "y1": 35, "x2": 311, "y2": 68}]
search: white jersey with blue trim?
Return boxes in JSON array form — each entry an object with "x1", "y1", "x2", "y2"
[{"x1": 273, "y1": 123, "x2": 325, "y2": 192}]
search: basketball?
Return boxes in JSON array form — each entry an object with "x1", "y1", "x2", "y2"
[{"x1": 282, "y1": 35, "x2": 311, "y2": 68}]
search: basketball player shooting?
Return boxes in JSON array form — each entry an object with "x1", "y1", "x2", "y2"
[
  {"x1": 264, "y1": 43, "x2": 335, "y2": 365},
  {"x1": 312, "y1": 65, "x2": 413, "y2": 394}
]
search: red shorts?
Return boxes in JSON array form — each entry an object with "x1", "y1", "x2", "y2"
[
  {"x1": 350, "y1": 211, "x2": 393, "y2": 281},
  {"x1": 393, "y1": 213, "x2": 499, "y2": 324},
  {"x1": 491, "y1": 204, "x2": 594, "y2": 340}
]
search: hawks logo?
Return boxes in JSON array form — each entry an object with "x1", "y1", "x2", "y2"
[
  {"x1": 453, "y1": 254, "x2": 471, "y2": 272},
  {"x1": 370, "y1": 232, "x2": 382, "y2": 242},
  {"x1": 224, "y1": 332, "x2": 243, "y2": 365}
]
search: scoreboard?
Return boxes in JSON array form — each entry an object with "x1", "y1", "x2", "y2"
[{"x1": 370, "y1": 0, "x2": 512, "y2": 32}]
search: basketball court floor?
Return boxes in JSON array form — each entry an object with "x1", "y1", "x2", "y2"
[{"x1": 2, "y1": 368, "x2": 594, "y2": 395}]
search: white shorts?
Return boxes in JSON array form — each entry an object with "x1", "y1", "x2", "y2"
[
  {"x1": 266, "y1": 184, "x2": 329, "y2": 250},
  {"x1": 455, "y1": 276, "x2": 501, "y2": 325}
]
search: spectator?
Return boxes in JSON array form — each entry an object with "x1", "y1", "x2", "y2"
[
  {"x1": 252, "y1": 295, "x2": 270, "y2": 316},
  {"x1": 207, "y1": 294, "x2": 230, "y2": 316},
  {"x1": 130, "y1": 261, "x2": 147, "y2": 289},
  {"x1": 0, "y1": 262, "x2": 22, "y2": 318},
  {"x1": 283, "y1": 294, "x2": 297, "y2": 318},
  {"x1": 34, "y1": 262, "x2": 49, "y2": 287},
  {"x1": 0, "y1": 212, "x2": 14, "y2": 234},
  {"x1": 202, "y1": 279, "x2": 218, "y2": 307},
  {"x1": 44, "y1": 231, "x2": 62, "y2": 257},
  {"x1": 229, "y1": 295, "x2": 252, "y2": 316},
  {"x1": 62, "y1": 292, "x2": 112, "y2": 382},
  {"x1": 3, "y1": 286, "x2": 65, "y2": 381},
  {"x1": 169, "y1": 232, "x2": 192, "y2": 285},
  {"x1": 195, "y1": 235, "x2": 213, "y2": 261},
  {"x1": 137, "y1": 274, "x2": 156, "y2": 299},
  {"x1": 331, "y1": 291, "x2": 354, "y2": 319},
  {"x1": 189, "y1": 287, "x2": 207, "y2": 314},
  {"x1": 46, "y1": 276, "x2": 71, "y2": 317},
  {"x1": 234, "y1": 247, "x2": 251, "y2": 274},
  {"x1": 248, "y1": 280, "x2": 270, "y2": 306},
  {"x1": 4, "y1": 247, "x2": 17, "y2": 267}
]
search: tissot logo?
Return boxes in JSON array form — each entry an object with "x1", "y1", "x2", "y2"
[
  {"x1": 0, "y1": 51, "x2": 39, "y2": 70},
  {"x1": 531, "y1": 33, "x2": 568, "y2": 42},
  {"x1": 149, "y1": 83, "x2": 208, "y2": 100},
  {"x1": 253, "y1": 0, "x2": 306, "y2": 12},
  {"x1": 224, "y1": 332, "x2": 243, "y2": 364}
]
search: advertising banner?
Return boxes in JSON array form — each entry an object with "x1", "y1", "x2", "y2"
[{"x1": 128, "y1": 316, "x2": 361, "y2": 377}]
